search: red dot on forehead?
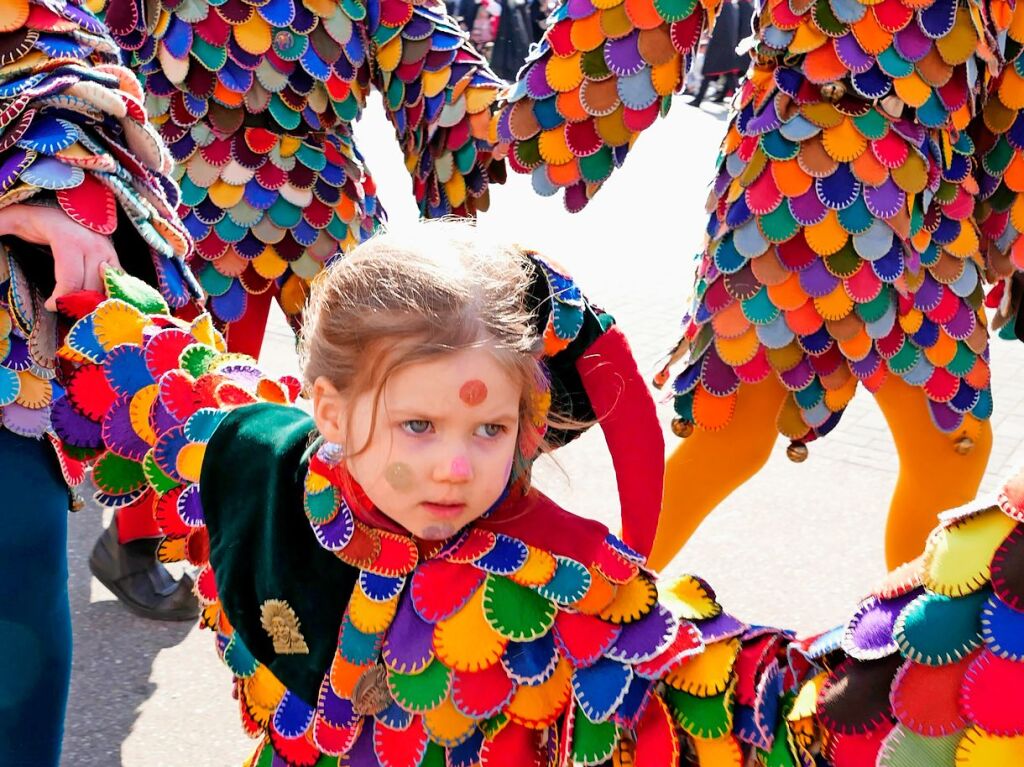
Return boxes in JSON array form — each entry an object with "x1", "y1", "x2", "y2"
[{"x1": 459, "y1": 379, "x2": 488, "y2": 406}]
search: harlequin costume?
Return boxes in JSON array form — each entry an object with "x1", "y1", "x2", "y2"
[
  {"x1": 0, "y1": 0, "x2": 200, "y2": 760},
  {"x1": 54, "y1": 258, "x2": 1024, "y2": 765},
  {"x1": 489, "y1": 0, "x2": 1024, "y2": 569},
  {"x1": 91, "y1": 0, "x2": 506, "y2": 358}
]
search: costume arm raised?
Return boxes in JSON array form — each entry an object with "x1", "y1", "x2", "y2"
[
  {"x1": 492, "y1": 0, "x2": 722, "y2": 212},
  {"x1": 0, "y1": 0, "x2": 196, "y2": 305},
  {"x1": 371, "y1": 0, "x2": 506, "y2": 216}
]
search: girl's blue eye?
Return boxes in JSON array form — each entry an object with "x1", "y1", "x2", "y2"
[
  {"x1": 475, "y1": 423, "x2": 506, "y2": 438},
  {"x1": 402, "y1": 420, "x2": 432, "y2": 435}
]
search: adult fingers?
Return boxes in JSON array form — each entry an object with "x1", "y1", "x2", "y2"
[
  {"x1": 45, "y1": 243, "x2": 86, "y2": 312},
  {"x1": 82, "y1": 236, "x2": 119, "y2": 292}
]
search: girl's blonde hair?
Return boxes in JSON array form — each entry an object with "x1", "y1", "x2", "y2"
[{"x1": 299, "y1": 220, "x2": 550, "y2": 481}]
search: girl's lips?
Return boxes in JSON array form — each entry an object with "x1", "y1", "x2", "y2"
[{"x1": 421, "y1": 502, "x2": 466, "y2": 518}]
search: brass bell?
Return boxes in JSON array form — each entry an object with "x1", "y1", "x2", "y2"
[
  {"x1": 819, "y1": 82, "x2": 847, "y2": 104},
  {"x1": 70, "y1": 493, "x2": 85, "y2": 512},
  {"x1": 954, "y1": 436, "x2": 974, "y2": 455},
  {"x1": 786, "y1": 441, "x2": 809, "y2": 463},
  {"x1": 671, "y1": 418, "x2": 694, "y2": 439}
]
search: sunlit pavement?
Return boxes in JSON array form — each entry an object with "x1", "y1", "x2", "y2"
[{"x1": 63, "y1": 95, "x2": 1024, "y2": 765}]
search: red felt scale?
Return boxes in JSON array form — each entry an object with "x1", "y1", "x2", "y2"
[
  {"x1": 553, "y1": 610, "x2": 621, "y2": 667},
  {"x1": 452, "y1": 663, "x2": 516, "y2": 718},
  {"x1": 57, "y1": 172, "x2": 117, "y2": 235},
  {"x1": 411, "y1": 559, "x2": 485, "y2": 623}
]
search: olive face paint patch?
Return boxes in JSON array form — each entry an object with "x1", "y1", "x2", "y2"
[
  {"x1": 459, "y1": 379, "x2": 488, "y2": 406},
  {"x1": 385, "y1": 462, "x2": 414, "y2": 491}
]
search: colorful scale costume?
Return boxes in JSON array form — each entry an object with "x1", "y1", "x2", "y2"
[
  {"x1": 0, "y1": 0, "x2": 197, "y2": 482},
  {"x1": 663, "y1": 0, "x2": 1024, "y2": 450},
  {"x1": 493, "y1": 0, "x2": 1024, "y2": 447},
  {"x1": 91, "y1": 0, "x2": 505, "y2": 351},
  {"x1": 53, "y1": 261, "x2": 1024, "y2": 766},
  {"x1": 490, "y1": 0, "x2": 1024, "y2": 570}
]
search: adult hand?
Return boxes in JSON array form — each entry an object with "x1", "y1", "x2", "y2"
[{"x1": 0, "y1": 204, "x2": 120, "y2": 311}]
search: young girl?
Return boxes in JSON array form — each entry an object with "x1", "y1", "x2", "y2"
[{"x1": 54, "y1": 222, "x2": 1024, "y2": 765}]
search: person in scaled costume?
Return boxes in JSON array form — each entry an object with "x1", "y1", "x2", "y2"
[
  {"x1": 82, "y1": 0, "x2": 510, "y2": 617},
  {"x1": 0, "y1": 0, "x2": 200, "y2": 760},
  {"x1": 53, "y1": 221, "x2": 1024, "y2": 766},
  {"x1": 489, "y1": 0, "x2": 1024, "y2": 571}
]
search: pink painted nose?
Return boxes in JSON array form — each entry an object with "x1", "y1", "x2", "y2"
[{"x1": 449, "y1": 455, "x2": 472, "y2": 481}]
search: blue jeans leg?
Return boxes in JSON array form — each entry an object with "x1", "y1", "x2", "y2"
[{"x1": 0, "y1": 430, "x2": 72, "y2": 767}]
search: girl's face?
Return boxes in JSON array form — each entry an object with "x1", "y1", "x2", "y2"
[{"x1": 313, "y1": 347, "x2": 522, "y2": 540}]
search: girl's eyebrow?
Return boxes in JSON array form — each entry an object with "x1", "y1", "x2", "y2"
[{"x1": 388, "y1": 407, "x2": 519, "y2": 423}]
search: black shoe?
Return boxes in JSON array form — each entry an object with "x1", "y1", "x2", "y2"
[{"x1": 88, "y1": 523, "x2": 199, "y2": 622}]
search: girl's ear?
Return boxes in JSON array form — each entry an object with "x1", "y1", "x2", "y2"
[{"x1": 311, "y1": 377, "x2": 348, "y2": 445}]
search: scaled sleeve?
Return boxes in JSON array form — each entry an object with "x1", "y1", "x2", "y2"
[
  {"x1": 0, "y1": 0, "x2": 196, "y2": 305},
  {"x1": 976, "y1": 2, "x2": 1024, "y2": 340},
  {"x1": 491, "y1": 0, "x2": 723, "y2": 212},
  {"x1": 371, "y1": 0, "x2": 507, "y2": 216}
]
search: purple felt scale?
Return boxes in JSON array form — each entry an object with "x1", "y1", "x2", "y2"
[
  {"x1": 864, "y1": 178, "x2": 905, "y2": 219},
  {"x1": 842, "y1": 592, "x2": 918, "y2": 660},
  {"x1": 50, "y1": 395, "x2": 103, "y2": 448},
  {"x1": 101, "y1": 396, "x2": 151, "y2": 461},
  {"x1": 835, "y1": 34, "x2": 874, "y2": 74},
  {"x1": 317, "y1": 679, "x2": 359, "y2": 729},
  {"x1": 311, "y1": 504, "x2": 355, "y2": 551},
  {"x1": 798, "y1": 258, "x2": 841, "y2": 298},
  {"x1": 928, "y1": 400, "x2": 963, "y2": 432},
  {"x1": 944, "y1": 302, "x2": 975, "y2": 340},
  {"x1": 0, "y1": 148, "x2": 31, "y2": 193},
  {"x1": 894, "y1": 22, "x2": 931, "y2": 61},
  {"x1": 746, "y1": 98, "x2": 782, "y2": 135},
  {"x1": 382, "y1": 592, "x2": 435, "y2": 674},
  {"x1": 694, "y1": 611, "x2": 746, "y2": 643},
  {"x1": 177, "y1": 483, "x2": 205, "y2": 527},
  {"x1": 605, "y1": 33, "x2": 645, "y2": 78},
  {"x1": 404, "y1": 15, "x2": 435, "y2": 40},
  {"x1": 606, "y1": 604, "x2": 676, "y2": 664},
  {"x1": 151, "y1": 398, "x2": 182, "y2": 434},
  {"x1": 790, "y1": 187, "x2": 829, "y2": 226},
  {"x1": 700, "y1": 349, "x2": 741, "y2": 396},
  {"x1": 566, "y1": 0, "x2": 596, "y2": 20},
  {"x1": 3, "y1": 402, "x2": 52, "y2": 438},
  {"x1": 525, "y1": 62, "x2": 555, "y2": 100},
  {"x1": 2, "y1": 336, "x2": 31, "y2": 371},
  {"x1": 779, "y1": 359, "x2": 816, "y2": 390},
  {"x1": 912, "y1": 273, "x2": 942, "y2": 312}
]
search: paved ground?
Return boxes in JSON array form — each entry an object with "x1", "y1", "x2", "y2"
[{"x1": 62, "y1": 95, "x2": 1024, "y2": 765}]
